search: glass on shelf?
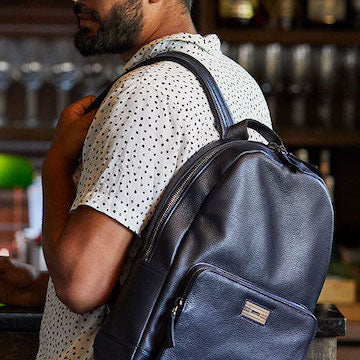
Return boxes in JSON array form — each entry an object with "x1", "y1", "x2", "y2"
[
  {"x1": 315, "y1": 45, "x2": 338, "y2": 128},
  {"x1": 287, "y1": 44, "x2": 312, "y2": 128},
  {"x1": 237, "y1": 43, "x2": 256, "y2": 74},
  {"x1": 341, "y1": 47, "x2": 358, "y2": 129},
  {"x1": 237, "y1": 42, "x2": 263, "y2": 84},
  {"x1": 104, "y1": 54, "x2": 124, "y2": 83},
  {"x1": 48, "y1": 38, "x2": 83, "y2": 128},
  {"x1": 16, "y1": 38, "x2": 47, "y2": 129},
  {"x1": 0, "y1": 38, "x2": 17, "y2": 128},
  {"x1": 81, "y1": 55, "x2": 109, "y2": 97},
  {"x1": 261, "y1": 43, "x2": 284, "y2": 126}
]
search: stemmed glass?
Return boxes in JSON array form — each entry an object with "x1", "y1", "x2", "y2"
[
  {"x1": 0, "y1": 38, "x2": 16, "y2": 127},
  {"x1": 17, "y1": 38, "x2": 47, "y2": 128},
  {"x1": 288, "y1": 44, "x2": 312, "y2": 128},
  {"x1": 48, "y1": 38, "x2": 83, "y2": 127},
  {"x1": 342, "y1": 47, "x2": 358, "y2": 129},
  {"x1": 104, "y1": 54, "x2": 124, "y2": 83},
  {"x1": 317, "y1": 45, "x2": 337, "y2": 128},
  {"x1": 237, "y1": 43, "x2": 256, "y2": 75},
  {"x1": 262, "y1": 43, "x2": 283, "y2": 125},
  {"x1": 81, "y1": 55, "x2": 109, "y2": 97}
]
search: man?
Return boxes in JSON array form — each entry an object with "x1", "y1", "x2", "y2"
[{"x1": 0, "y1": 0, "x2": 272, "y2": 358}]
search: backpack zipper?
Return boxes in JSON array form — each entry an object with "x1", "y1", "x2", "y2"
[
  {"x1": 143, "y1": 142, "x2": 235, "y2": 261},
  {"x1": 144, "y1": 140, "x2": 320, "y2": 262}
]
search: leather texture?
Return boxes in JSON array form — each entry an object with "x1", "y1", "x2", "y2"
[
  {"x1": 158, "y1": 265, "x2": 317, "y2": 360},
  {"x1": 93, "y1": 53, "x2": 334, "y2": 360}
]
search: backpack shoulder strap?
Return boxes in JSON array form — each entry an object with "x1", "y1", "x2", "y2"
[{"x1": 85, "y1": 51, "x2": 235, "y2": 139}]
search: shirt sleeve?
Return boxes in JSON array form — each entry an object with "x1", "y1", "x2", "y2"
[{"x1": 70, "y1": 80, "x2": 182, "y2": 235}]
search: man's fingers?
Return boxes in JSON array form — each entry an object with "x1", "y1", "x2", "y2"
[
  {"x1": 81, "y1": 108, "x2": 99, "y2": 128},
  {"x1": 67, "y1": 95, "x2": 97, "y2": 118},
  {"x1": 0, "y1": 256, "x2": 11, "y2": 274}
]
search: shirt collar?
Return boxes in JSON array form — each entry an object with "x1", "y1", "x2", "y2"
[{"x1": 122, "y1": 32, "x2": 222, "y2": 73}]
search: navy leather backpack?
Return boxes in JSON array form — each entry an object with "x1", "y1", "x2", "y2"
[{"x1": 88, "y1": 52, "x2": 334, "y2": 360}]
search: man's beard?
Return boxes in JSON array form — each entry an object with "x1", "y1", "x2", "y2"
[{"x1": 73, "y1": 1, "x2": 144, "y2": 56}]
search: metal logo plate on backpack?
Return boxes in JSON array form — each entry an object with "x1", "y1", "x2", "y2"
[{"x1": 241, "y1": 301, "x2": 270, "y2": 325}]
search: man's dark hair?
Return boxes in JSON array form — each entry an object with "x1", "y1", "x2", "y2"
[{"x1": 180, "y1": 0, "x2": 194, "y2": 13}]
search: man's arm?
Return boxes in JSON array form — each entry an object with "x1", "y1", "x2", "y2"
[{"x1": 42, "y1": 96, "x2": 133, "y2": 314}]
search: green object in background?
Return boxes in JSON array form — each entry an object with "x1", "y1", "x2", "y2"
[
  {"x1": 0, "y1": 153, "x2": 33, "y2": 188},
  {"x1": 0, "y1": 303, "x2": 6, "y2": 307}
]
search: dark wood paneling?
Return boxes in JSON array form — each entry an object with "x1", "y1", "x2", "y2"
[{"x1": 0, "y1": 0, "x2": 76, "y2": 36}]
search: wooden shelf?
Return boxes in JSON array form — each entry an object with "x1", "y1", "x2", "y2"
[
  {"x1": 0, "y1": 1, "x2": 76, "y2": 37},
  {"x1": 278, "y1": 128, "x2": 360, "y2": 147},
  {"x1": 216, "y1": 28, "x2": 360, "y2": 46}
]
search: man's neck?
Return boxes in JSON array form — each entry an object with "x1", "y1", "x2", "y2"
[{"x1": 120, "y1": 18, "x2": 198, "y2": 63}]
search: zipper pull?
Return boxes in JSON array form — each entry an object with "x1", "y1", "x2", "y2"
[
  {"x1": 163, "y1": 297, "x2": 183, "y2": 349},
  {"x1": 288, "y1": 152, "x2": 319, "y2": 173},
  {"x1": 268, "y1": 142, "x2": 300, "y2": 173}
]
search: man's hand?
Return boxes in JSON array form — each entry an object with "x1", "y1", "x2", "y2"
[
  {"x1": 0, "y1": 257, "x2": 49, "y2": 307},
  {"x1": 45, "y1": 95, "x2": 98, "y2": 172}
]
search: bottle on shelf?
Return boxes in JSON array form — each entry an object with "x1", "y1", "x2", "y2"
[
  {"x1": 278, "y1": 0, "x2": 304, "y2": 29},
  {"x1": 319, "y1": 149, "x2": 335, "y2": 203},
  {"x1": 217, "y1": 0, "x2": 268, "y2": 28},
  {"x1": 264, "y1": 0, "x2": 303, "y2": 30},
  {"x1": 305, "y1": 0, "x2": 348, "y2": 28},
  {"x1": 349, "y1": 0, "x2": 360, "y2": 29},
  {"x1": 295, "y1": 148, "x2": 309, "y2": 163}
]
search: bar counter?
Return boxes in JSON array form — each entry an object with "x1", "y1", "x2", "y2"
[
  {"x1": 0, "y1": 305, "x2": 42, "y2": 360},
  {"x1": 0, "y1": 303, "x2": 346, "y2": 360}
]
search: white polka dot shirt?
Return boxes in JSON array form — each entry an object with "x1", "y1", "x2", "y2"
[{"x1": 37, "y1": 32, "x2": 272, "y2": 360}]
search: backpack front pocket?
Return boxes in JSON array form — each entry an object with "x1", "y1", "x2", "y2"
[{"x1": 157, "y1": 263, "x2": 317, "y2": 360}]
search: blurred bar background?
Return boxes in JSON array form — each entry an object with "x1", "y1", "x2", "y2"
[{"x1": 0, "y1": 0, "x2": 359, "y2": 357}]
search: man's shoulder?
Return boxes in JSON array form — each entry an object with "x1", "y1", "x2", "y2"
[
  {"x1": 111, "y1": 60, "x2": 196, "y2": 93},
  {"x1": 104, "y1": 51, "x2": 266, "y2": 116},
  {"x1": 111, "y1": 52, "x2": 256, "y2": 92}
]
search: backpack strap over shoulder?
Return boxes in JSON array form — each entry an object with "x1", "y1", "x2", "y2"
[{"x1": 84, "y1": 51, "x2": 235, "y2": 139}]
